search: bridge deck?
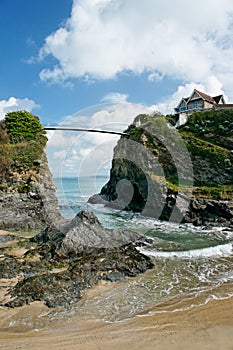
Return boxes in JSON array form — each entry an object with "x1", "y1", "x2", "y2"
[{"x1": 44, "y1": 127, "x2": 129, "y2": 136}]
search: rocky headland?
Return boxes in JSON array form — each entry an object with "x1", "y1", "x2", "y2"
[
  {"x1": 0, "y1": 111, "x2": 62, "y2": 232},
  {"x1": 89, "y1": 110, "x2": 233, "y2": 227}
]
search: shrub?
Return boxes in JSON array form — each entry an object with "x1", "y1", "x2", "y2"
[{"x1": 5, "y1": 110, "x2": 47, "y2": 144}]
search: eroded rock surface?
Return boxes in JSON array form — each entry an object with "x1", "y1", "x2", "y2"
[{"x1": 1, "y1": 211, "x2": 154, "y2": 309}]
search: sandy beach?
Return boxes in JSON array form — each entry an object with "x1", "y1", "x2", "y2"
[
  {"x1": 0, "y1": 229, "x2": 233, "y2": 350},
  {"x1": 0, "y1": 284, "x2": 232, "y2": 350}
]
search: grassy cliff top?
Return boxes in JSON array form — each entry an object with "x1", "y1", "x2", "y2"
[{"x1": 178, "y1": 109, "x2": 233, "y2": 149}]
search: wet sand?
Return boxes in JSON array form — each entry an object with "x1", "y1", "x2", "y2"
[
  {"x1": 0, "y1": 229, "x2": 233, "y2": 350},
  {"x1": 0, "y1": 289, "x2": 232, "y2": 350}
]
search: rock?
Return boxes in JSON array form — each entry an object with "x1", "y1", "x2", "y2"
[
  {"x1": 33, "y1": 210, "x2": 152, "y2": 257},
  {"x1": 4, "y1": 244, "x2": 154, "y2": 308},
  {"x1": 0, "y1": 152, "x2": 62, "y2": 231},
  {"x1": 3, "y1": 211, "x2": 154, "y2": 309},
  {"x1": 89, "y1": 113, "x2": 233, "y2": 226},
  {"x1": 183, "y1": 198, "x2": 233, "y2": 227}
]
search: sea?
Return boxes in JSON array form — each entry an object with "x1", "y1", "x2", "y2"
[{"x1": 52, "y1": 176, "x2": 233, "y2": 323}]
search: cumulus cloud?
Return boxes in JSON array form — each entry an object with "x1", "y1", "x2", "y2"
[
  {"x1": 0, "y1": 97, "x2": 40, "y2": 120},
  {"x1": 38, "y1": 0, "x2": 233, "y2": 96},
  {"x1": 101, "y1": 92, "x2": 128, "y2": 103}
]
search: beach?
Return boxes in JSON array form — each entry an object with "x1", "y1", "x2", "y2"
[
  {"x1": 0, "y1": 291, "x2": 233, "y2": 350},
  {"x1": 1, "y1": 227, "x2": 233, "y2": 350}
]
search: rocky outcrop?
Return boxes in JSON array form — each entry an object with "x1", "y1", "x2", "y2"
[
  {"x1": 158, "y1": 191, "x2": 233, "y2": 227},
  {"x1": 33, "y1": 210, "x2": 152, "y2": 256},
  {"x1": 0, "y1": 111, "x2": 63, "y2": 232},
  {"x1": 89, "y1": 112, "x2": 233, "y2": 226},
  {"x1": 0, "y1": 151, "x2": 62, "y2": 232},
  {"x1": 1, "y1": 211, "x2": 153, "y2": 308},
  {"x1": 183, "y1": 198, "x2": 233, "y2": 227}
]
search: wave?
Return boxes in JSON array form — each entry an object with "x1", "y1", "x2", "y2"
[{"x1": 138, "y1": 242, "x2": 233, "y2": 259}]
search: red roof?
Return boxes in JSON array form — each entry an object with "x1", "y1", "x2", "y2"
[
  {"x1": 195, "y1": 90, "x2": 216, "y2": 104},
  {"x1": 175, "y1": 89, "x2": 229, "y2": 111}
]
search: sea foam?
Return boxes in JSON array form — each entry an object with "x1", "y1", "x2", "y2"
[{"x1": 138, "y1": 242, "x2": 233, "y2": 259}]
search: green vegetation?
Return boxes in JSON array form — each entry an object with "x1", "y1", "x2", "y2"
[
  {"x1": 179, "y1": 109, "x2": 233, "y2": 136},
  {"x1": 166, "y1": 181, "x2": 233, "y2": 200},
  {"x1": 0, "y1": 111, "x2": 47, "y2": 182},
  {"x1": 178, "y1": 109, "x2": 233, "y2": 149},
  {"x1": 5, "y1": 110, "x2": 46, "y2": 143},
  {"x1": 191, "y1": 185, "x2": 233, "y2": 200},
  {"x1": 181, "y1": 132, "x2": 232, "y2": 165},
  {"x1": 165, "y1": 113, "x2": 179, "y2": 126}
]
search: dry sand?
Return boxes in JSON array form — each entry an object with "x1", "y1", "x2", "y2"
[{"x1": 0, "y1": 229, "x2": 232, "y2": 350}]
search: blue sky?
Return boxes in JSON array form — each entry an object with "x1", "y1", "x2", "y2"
[
  {"x1": 0, "y1": 0, "x2": 179, "y2": 124},
  {"x1": 1, "y1": 0, "x2": 233, "y2": 176}
]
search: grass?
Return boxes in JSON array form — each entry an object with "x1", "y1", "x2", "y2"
[{"x1": 181, "y1": 132, "x2": 233, "y2": 165}]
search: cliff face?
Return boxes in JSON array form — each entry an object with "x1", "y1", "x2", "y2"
[
  {"x1": 0, "y1": 111, "x2": 62, "y2": 231},
  {"x1": 89, "y1": 111, "x2": 233, "y2": 226},
  {"x1": 0, "y1": 152, "x2": 62, "y2": 231}
]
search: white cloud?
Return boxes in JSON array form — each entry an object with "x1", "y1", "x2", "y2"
[
  {"x1": 101, "y1": 92, "x2": 128, "y2": 103},
  {"x1": 0, "y1": 97, "x2": 40, "y2": 120},
  {"x1": 148, "y1": 72, "x2": 163, "y2": 82},
  {"x1": 38, "y1": 0, "x2": 233, "y2": 98}
]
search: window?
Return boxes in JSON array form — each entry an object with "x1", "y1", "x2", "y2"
[{"x1": 194, "y1": 101, "x2": 199, "y2": 109}]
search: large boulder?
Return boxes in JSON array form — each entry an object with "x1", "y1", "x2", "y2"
[{"x1": 35, "y1": 210, "x2": 150, "y2": 257}]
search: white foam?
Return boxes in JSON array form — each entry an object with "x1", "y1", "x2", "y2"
[{"x1": 138, "y1": 243, "x2": 233, "y2": 259}]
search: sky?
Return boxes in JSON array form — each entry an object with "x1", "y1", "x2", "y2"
[{"x1": 1, "y1": 0, "x2": 233, "y2": 177}]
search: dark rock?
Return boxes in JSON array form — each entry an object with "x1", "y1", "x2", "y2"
[
  {"x1": 2, "y1": 210, "x2": 154, "y2": 308},
  {"x1": 183, "y1": 198, "x2": 233, "y2": 227},
  {"x1": 0, "y1": 234, "x2": 19, "y2": 245},
  {"x1": 4, "y1": 244, "x2": 153, "y2": 309},
  {"x1": 33, "y1": 210, "x2": 149, "y2": 257},
  {"x1": 0, "y1": 256, "x2": 47, "y2": 279}
]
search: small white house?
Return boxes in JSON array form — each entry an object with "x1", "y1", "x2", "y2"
[{"x1": 175, "y1": 89, "x2": 233, "y2": 126}]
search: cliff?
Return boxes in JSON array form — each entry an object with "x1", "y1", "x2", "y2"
[
  {"x1": 89, "y1": 110, "x2": 233, "y2": 226},
  {"x1": 0, "y1": 111, "x2": 62, "y2": 231}
]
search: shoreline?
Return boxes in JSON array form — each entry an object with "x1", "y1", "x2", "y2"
[
  {"x1": 1, "y1": 229, "x2": 233, "y2": 349},
  {"x1": 0, "y1": 293, "x2": 233, "y2": 350}
]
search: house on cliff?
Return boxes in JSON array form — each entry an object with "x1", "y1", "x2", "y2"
[{"x1": 175, "y1": 89, "x2": 233, "y2": 126}]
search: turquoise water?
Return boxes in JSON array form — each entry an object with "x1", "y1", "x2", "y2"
[
  {"x1": 54, "y1": 176, "x2": 108, "y2": 219},
  {"x1": 53, "y1": 177, "x2": 233, "y2": 321}
]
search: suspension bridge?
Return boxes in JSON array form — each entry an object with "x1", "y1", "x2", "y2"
[{"x1": 44, "y1": 127, "x2": 130, "y2": 136}]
